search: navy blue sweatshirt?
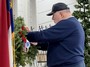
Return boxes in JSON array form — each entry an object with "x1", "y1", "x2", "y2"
[{"x1": 26, "y1": 17, "x2": 85, "y2": 67}]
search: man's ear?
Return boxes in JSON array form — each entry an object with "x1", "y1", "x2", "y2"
[{"x1": 60, "y1": 12, "x2": 64, "y2": 18}]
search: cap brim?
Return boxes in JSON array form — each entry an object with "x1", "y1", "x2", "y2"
[{"x1": 47, "y1": 12, "x2": 54, "y2": 16}]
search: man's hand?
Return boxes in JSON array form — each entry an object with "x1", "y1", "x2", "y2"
[
  {"x1": 30, "y1": 42, "x2": 38, "y2": 46},
  {"x1": 25, "y1": 26, "x2": 30, "y2": 32}
]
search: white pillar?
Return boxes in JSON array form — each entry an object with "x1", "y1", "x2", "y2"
[
  {"x1": 30, "y1": 0, "x2": 37, "y2": 31},
  {"x1": 13, "y1": 0, "x2": 18, "y2": 19}
]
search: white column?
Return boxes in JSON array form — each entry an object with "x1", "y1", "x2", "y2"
[
  {"x1": 30, "y1": 0, "x2": 37, "y2": 31},
  {"x1": 13, "y1": 0, "x2": 18, "y2": 19}
]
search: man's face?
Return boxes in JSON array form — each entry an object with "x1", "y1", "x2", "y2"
[{"x1": 52, "y1": 11, "x2": 62, "y2": 23}]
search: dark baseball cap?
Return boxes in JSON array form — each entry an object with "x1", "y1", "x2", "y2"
[{"x1": 47, "y1": 3, "x2": 69, "y2": 16}]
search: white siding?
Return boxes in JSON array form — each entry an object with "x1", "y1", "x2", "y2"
[
  {"x1": 13, "y1": 0, "x2": 37, "y2": 30},
  {"x1": 14, "y1": 0, "x2": 77, "y2": 30}
]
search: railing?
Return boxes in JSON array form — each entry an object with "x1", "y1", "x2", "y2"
[{"x1": 31, "y1": 50, "x2": 47, "y2": 67}]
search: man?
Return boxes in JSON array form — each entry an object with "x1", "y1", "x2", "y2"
[{"x1": 26, "y1": 2, "x2": 85, "y2": 67}]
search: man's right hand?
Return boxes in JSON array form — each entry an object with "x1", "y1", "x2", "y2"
[{"x1": 30, "y1": 42, "x2": 38, "y2": 46}]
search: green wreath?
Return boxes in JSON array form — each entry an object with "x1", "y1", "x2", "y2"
[{"x1": 14, "y1": 17, "x2": 38, "y2": 67}]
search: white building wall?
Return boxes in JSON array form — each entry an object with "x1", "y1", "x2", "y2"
[
  {"x1": 17, "y1": 0, "x2": 27, "y2": 22},
  {"x1": 36, "y1": 0, "x2": 55, "y2": 30},
  {"x1": 14, "y1": 0, "x2": 77, "y2": 30},
  {"x1": 13, "y1": 0, "x2": 37, "y2": 30}
]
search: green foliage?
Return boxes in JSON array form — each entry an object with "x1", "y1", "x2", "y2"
[
  {"x1": 14, "y1": 17, "x2": 38, "y2": 67},
  {"x1": 73, "y1": 0, "x2": 90, "y2": 67}
]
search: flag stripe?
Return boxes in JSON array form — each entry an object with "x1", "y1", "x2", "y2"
[
  {"x1": 10, "y1": 0, "x2": 15, "y2": 67},
  {"x1": 7, "y1": 0, "x2": 11, "y2": 29},
  {"x1": 0, "y1": 0, "x2": 10, "y2": 67},
  {"x1": 10, "y1": 6, "x2": 14, "y2": 33},
  {"x1": 8, "y1": 26, "x2": 13, "y2": 67}
]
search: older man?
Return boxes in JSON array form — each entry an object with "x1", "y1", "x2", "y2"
[{"x1": 26, "y1": 2, "x2": 85, "y2": 67}]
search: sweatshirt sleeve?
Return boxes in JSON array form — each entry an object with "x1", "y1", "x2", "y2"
[{"x1": 26, "y1": 20, "x2": 76, "y2": 42}]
